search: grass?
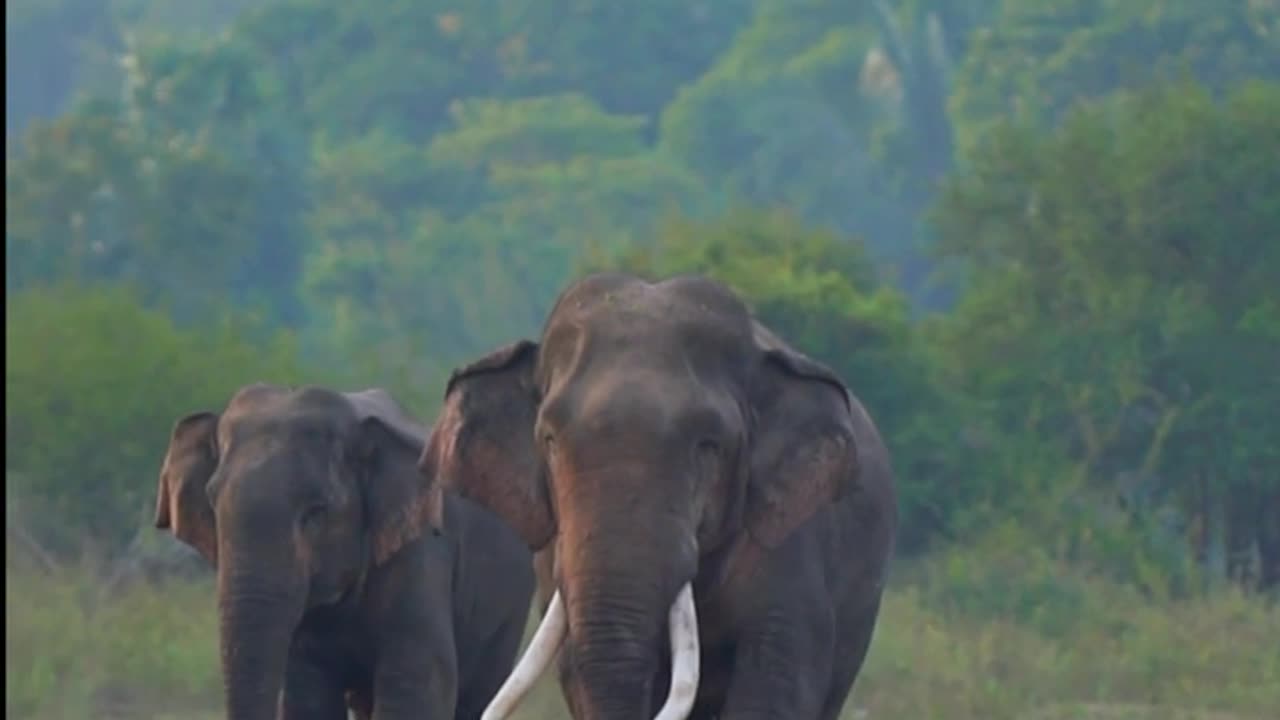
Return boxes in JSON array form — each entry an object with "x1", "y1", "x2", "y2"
[{"x1": 6, "y1": 542, "x2": 1278, "y2": 720}]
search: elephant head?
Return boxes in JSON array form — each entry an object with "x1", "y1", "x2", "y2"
[
  {"x1": 154, "y1": 384, "x2": 436, "y2": 720},
  {"x1": 419, "y1": 273, "x2": 862, "y2": 719}
]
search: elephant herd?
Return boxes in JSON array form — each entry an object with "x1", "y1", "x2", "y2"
[{"x1": 153, "y1": 272, "x2": 899, "y2": 720}]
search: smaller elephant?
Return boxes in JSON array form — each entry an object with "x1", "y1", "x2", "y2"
[{"x1": 154, "y1": 383, "x2": 534, "y2": 720}]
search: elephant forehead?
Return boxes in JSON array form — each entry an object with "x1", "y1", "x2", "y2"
[
  {"x1": 221, "y1": 412, "x2": 340, "y2": 443},
  {"x1": 224, "y1": 382, "x2": 290, "y2": 413},
  {"x1": 214, "y1": 439, "x2": 344, "y2": 509},
  {"x1": 545, "y1": 311, "x2": 754, "y2": 386},
  {"x1": 543, "y1": 366, "x2": 744, "y2": 450}
]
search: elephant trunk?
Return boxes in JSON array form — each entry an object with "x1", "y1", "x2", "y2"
[
  {"x1": 217, "y1": 561, "x2": 305, "y2": 720},
  {"x1": 480, "y1": 465, "x2": 702, "y2": 720},
  {"x1": 559, "y1": 500, "x2": 700, "y2": 720},
  {"x1": 563, "y1": 568, "x2": 664, "y2": 718}
]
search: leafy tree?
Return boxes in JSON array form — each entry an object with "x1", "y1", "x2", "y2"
[
  {"x1": 932, "y1": 80, "x2": 1280, "y2": 590},
  {"x1": 8, "y1": 0, "x2": 1280, "y2": 595},
  {"x1": 4, "y1": 0, "x2": 274, "y2": 137},
  {"x1": 499, "y1": 0, "x2": 760, "y2": 120},
  {"x1": 658, "y1": 0, "x2": 989, "y2": 307},
  {"x1": 950, "y1": 0, "x2": 1280, "y2": 157},
  {"x1": 303, "y1": 94, "x2": 712, "y2": 365},
  {"x1": 111, "y1": 0, "x2": 267, "y2": 37},
  {"x1": 5, "y1": 0, "x2": 121, "y2": 137},
  {"x1": 4, "y1": 285, "x2": 304, "y2": 554},
  {"x1": 5, "y1": 100, "x2": 261, "y2": 321},
  {"x1": 115, "y1": 31, "x2": 311, "y2": 324},
  {"x1": 659, "y1": 4, "x2": 891, "y2": 247}
]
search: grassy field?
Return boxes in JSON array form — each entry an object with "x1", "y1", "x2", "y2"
[{"x1": 7, "y1": 541, "x2": 1278, "y2": 720}]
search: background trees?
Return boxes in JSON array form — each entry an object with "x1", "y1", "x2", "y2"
[{"x1": 7, "y1": 0, "x2": 1277, "y2": 588}]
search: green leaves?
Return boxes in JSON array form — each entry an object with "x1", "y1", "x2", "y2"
[
  {"x1": 950, "y1": 0, "x2": 1280, "y2": 158},
  {"x1": 300, "y1": 94, "x2": 713, "y2": 368},
  {"x1": 5, "y1": 101, "x2": 260, "y2": 319},
  {"x1": 931, "y1": 80, "x2": 1280, "y2": 587},
  {"x1": 6, "y1": 0, "x2": 1280, "y2": 589},
  {"x1": 4, "y1": 285, "x2": 304, "y2": 552}
]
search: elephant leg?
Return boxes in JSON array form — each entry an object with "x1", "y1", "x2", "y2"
[
  {"x1": 717, "y1": 596, "x2": 835, "y2": 720},
  {"x1": 370, "y1": 620, "x2": 459, "y2": 720},
  {"x1": 346, "y1": 689, "x2": 374, "y2": 720},
  {"x1": 280, "y1": 639, "x2": 348, "y2": 720},
  {"x1": 454, "y1": 613, "x2": 528, "y2": 720},
  {"x1": 817, "y1": 597, "x2": 882, "y2": 720}
]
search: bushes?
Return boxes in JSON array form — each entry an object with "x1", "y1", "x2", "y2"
[
  {"x1": 929, "y1": 81, "x2": 1280, "y2": 592},
  {"x1": 5, "y1": 284, "x2": 305, "y2": 555}
]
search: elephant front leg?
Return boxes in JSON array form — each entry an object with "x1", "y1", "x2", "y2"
[
  {"x1": 280, "y1": 648, "x2": 349, "y2": 720},
  {"x1": 717, "y1": 599, "x2": 835, "y2": 720},
  {"x1": 370, "y1": 623, "x2": 459, "y2": 719}
]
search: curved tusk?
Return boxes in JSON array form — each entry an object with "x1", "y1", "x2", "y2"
[
  {"x1": 652, "y1": 582, "x2": 700, "y2": 720},
  {"x1": 481, "y1": 589, "x2": 568, "y2": 720}
]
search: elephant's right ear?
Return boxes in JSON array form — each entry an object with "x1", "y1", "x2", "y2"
[
  {"x1": 154, "y1": 411, "x2": 220, "y2": 565},
  {"x1": 418, "y1": 340, "x2": 554, "y2": 551}
]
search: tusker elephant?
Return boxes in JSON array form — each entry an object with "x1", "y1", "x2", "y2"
[
  {"x1": 419, "y1": 272, "x2": 899, "y2": 720},
  {"x1": 153, "y1": 383, "x2": 534, "y2": 720}
]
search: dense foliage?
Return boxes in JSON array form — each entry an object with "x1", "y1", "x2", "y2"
[{"x1": 6, "y1": 0, "x2": 1279, "y2": 601}]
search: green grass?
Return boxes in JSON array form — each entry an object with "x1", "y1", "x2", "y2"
[{"x1": 7, "y1": 543, "x2": 1278, "y2": 720}]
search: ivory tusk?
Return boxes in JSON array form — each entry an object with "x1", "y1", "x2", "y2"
[
  {"x1": 481, "y1": 589, "x2": 568, "y2": 720},
  {"x1": 652, "y1": 581, "x2": 700, "y2": 720}
]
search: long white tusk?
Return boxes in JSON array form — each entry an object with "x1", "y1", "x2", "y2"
[
  {"x1": 652, "y1": 582, "x2": 700, "y2": 720},
  {"x1": 481, "y1": 589, "x2": 568, "y2": 720}
]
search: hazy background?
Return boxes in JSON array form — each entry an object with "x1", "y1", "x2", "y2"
[{"x1": 6, "y1": 1, "x2": 1279, "y2": 718}]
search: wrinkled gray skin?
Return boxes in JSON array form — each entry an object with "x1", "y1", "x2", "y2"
[
  {"x1": 154, "y1": 384, "x2": 534, "y2": 720},
  {"x1": 420, "y1": 273, "x2": 899, "y2": 719}
]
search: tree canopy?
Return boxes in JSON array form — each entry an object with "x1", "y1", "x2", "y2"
[{"x1": 6, "y1": 0, "x2": 1279, "y2": 593}]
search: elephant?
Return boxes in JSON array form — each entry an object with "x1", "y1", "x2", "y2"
[
  {"x1": 418, "y1": 272, "x2": 899, "y2": 720},
  {"x1": 153, "y1": 383, "x2": 535, "y2": 720}
]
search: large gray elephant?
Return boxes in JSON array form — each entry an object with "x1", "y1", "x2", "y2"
[
  {"x1": 419, "y1": 273, "x2": 899, "y2": 720},
  {"x1": 153, "y1": 383, "x2": 534, "y2": 720}
]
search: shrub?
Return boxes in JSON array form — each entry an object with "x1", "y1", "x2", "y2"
[{"x1": 5, "y1": 283, "x2": 304, "y2": 554}]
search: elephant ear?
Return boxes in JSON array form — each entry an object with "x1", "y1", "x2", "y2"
[
  {"x1": 154, "y1": 411, "x2": 220, "y2": 565},
  {"x1": 345, "y1": 389, "x2": 436, "y2": 566},
  {"x1": 418, "y1": 340, "x2": 554, "y2": 551},
  {"x1": 744, "y1": 323, "x2": 859, "y2": 549}
]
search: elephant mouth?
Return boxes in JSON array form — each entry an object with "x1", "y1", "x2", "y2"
[
  {"x1": 308, "y1": 582, "x2": 348, "y2": 608},
  {"x1": 480, "y1": 582, "x2": 701, "y2": 720},
  {"x1": 318, "y1": 565, "x2": 368, "y2": 609}
]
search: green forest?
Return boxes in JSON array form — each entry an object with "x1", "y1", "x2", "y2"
[{"x1": 6, "y1": 1, "x2": 1280, "y2": 718}]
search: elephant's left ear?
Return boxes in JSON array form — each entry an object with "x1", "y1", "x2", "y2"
[{"x1": 744, "y1": 324, "x2": 860, "y2": 549}]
